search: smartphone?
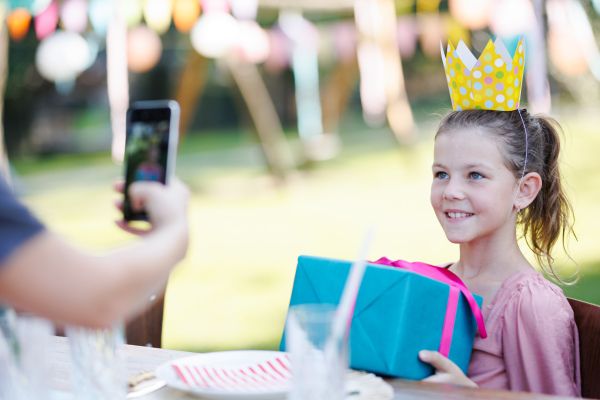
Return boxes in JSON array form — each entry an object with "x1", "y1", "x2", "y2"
[{"x1": 122, "y1": 100, "x2": 180, "y2": 221}]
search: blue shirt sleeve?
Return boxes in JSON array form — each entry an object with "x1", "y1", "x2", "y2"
[{"x1": 0, "y1": 179, "x2": 44, "y2": 267}]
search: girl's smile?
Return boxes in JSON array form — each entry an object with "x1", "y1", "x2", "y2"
[{"x1": 444, "y1": 210, "x2": 475, "y2": 220}]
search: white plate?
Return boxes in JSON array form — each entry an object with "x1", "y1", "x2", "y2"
[{"x1": 155, "y1": 350, "x2": 290, "y2": 400}]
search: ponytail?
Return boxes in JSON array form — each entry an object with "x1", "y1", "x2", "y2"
[{"x1": 519, "y1": 116, "x2": 577, "y2": 284}]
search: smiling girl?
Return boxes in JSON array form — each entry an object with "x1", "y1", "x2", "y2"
[
  {"x1": 415, "y1": 39, "x2": 580, "y2": 397},
  {"x1": 417, "y1": 109, "x2": 580, "y2": 396}
]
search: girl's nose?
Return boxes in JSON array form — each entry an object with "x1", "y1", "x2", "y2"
[{"x1": 443, "y1": 178, "x2": 466, "y2": 200}]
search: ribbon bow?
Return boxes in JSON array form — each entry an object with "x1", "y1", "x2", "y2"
[{"x1": 372, "y1": 257, "x2": 487, "y2": 358}]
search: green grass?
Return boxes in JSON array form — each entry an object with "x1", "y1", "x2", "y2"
[{"x1": 13, "y1": 110, "x2": 600, "y2": 353}]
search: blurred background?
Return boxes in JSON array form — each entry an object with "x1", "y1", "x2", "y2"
[{"x1": 3, "y1": 0, "x2": 600, "y2": 352}]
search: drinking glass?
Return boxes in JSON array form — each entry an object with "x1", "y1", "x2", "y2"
[
  {"x1": 66, "y1": 321, "x2": 127, "y2": 400},
  {"x1": 286, "y1": 304, "x2": 347, "y2": 400},
  {"x1": 0, "y1": 311, "x2": 54, "y2": 400}
]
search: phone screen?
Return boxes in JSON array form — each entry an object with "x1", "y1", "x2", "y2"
[{"x1": 123, "y1": 107, "x2": 172, "y2": 221}]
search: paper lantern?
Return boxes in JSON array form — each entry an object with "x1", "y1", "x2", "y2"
[
  {"x1": 35, "y1": 30, "x2": 90, "y2": 82},
  {"x1": 7, "y1": 8, "x2": 32, "y2": 41},
  {"x1": 235, "y1": 20, "x2": 269, "y2": 64},
  {"x1": 143, "y1": 0, "x2": 172, "y2": 35},
  {"x1": 34, "y1": 0, "x2": 58, "y2": 40},
  {"x1": 60, "y1": 0, "x2": 87, "y2": 33},
  {"x1": 448, "y1": 0, "x2": 492, "y2": 31},
  {"x1": 201, "y1": 0, "x2": 228, "y2": 14},
  {"x1": 127, "y1": 24, "x2": 163, "y2": 72},
  {"x1": 88, "y1": 0, "x2": 111, "y2": 37},
  {"x1": 118, "y1": 0, "x2": 143, "y2": 28},
  {"x1": 173, "y1": 0, "x2": 200, "y2": 33},
  {"x1": 489, "y1": 0, "x2": 535, "y2": 37},
  {"x1": 190, "y1": 12, "x2": 238, "y2": 58},
  {"x1": 231, "y1": 0, "x2": 257, "y2": 20}
]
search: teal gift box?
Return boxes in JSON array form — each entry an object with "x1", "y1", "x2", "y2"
[{"x1": 280, "y1": 255, "x2": 485, "y2": 380}]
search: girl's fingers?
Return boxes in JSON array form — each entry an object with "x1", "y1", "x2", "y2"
[
  {"x1": 114, "y1": 199, "x2": 123, "y2": 211},
  {"x1": 419, "y1": 350, "x2": 460, "y2": 374},
  {"x1": 419, "y1": 350, "x2": 477, "y2": 388}
]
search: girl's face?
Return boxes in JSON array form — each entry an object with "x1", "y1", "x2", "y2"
[{"x1": 430, "y1": 128, "x2": 519, "y2": 245}]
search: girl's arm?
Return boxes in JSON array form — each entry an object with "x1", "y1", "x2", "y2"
[
  {"x1": 501, "y1": 283, "x2": 580, "y2": 396},
  {"x1": 0, "y1": 179, "x2": 189, "y2": 328}
]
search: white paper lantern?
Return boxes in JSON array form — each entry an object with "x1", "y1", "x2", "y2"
[
  {"x1": 190, "y1": 12, "x2": 239, "y2": 59},
  {"x1": 35, "y1": 30, "x2": 90, "y2": 82},
  {"x1": 489, "y1": 0, "x2": 535, "y2": 37},
  {"x1": 60, "y1": 0, "x2": 87, "y2": 33}
]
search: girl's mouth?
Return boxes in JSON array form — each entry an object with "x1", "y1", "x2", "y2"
[{"x1": 446, "y1": 212, "x2": 474, "y2": 219}]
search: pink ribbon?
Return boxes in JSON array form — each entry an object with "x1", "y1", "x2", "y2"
[{"x1": 372, "y1": 257, "x2": 487, "y2": 358}]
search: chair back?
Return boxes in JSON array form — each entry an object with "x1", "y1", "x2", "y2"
[
  {"x1": 567, "y1": 297, "x2": 600, "y2": 399},
  {"x1": 126, "y1": 294, "x2": 165, "y2": 348}
]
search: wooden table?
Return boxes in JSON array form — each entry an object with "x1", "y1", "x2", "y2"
[{"x1": 49, "y1": 337, "x2": 581, "y2": 400}]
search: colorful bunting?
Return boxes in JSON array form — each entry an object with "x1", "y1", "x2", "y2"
[
  {"x1": 173, "y1": 0, "x2": 200, "y2": 33},
  {"x1": 143, "y1": 0, "x2": 173, "y2": 35},
  {"x1": 7, "y1": 7, "x2": 31, "y2": 41},
  {"x1": 201, "y1": 0, "x2": 228, "y2": 14},
  {"x1": 117, "y1": 0, "x2": 143, "y2": 28},
  {"x1": 88, "y1": 0, "x2": 111, "y2": 37},
  {"x1": 60, "y1": 0, "x2": 87, "y2": 33},
  {"x1": 33, "y1": 0, "x2": 57, "y2": 40}
]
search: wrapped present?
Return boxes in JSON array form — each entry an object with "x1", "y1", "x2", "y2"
[{"x1": 280, "y1": 255, "x2": 486, "y2": 380}]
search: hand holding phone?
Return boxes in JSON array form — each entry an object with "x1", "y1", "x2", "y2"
[{"x1": 122, "y1": 100, "x2": 180, "y2": 221}]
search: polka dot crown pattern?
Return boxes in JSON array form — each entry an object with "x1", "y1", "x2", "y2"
[{"x1": 442, "y1": 38, "x2": 525, "y2": 111}]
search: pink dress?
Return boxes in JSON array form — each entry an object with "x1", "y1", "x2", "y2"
[{"x1": 466, "y1": 269, "x2": 581, "y2": 397}]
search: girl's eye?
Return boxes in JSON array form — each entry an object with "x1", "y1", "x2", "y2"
[
  {"x1": 435, "y1": 171, "x2": 448, "y2": 179},
  {"x1": 469, "y1": 172, "x2": 484, "y2": 179}
]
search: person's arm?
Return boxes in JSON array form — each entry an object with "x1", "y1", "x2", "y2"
[{"x1": 0, "y1": 179, "x2": 189, "y2": 328}]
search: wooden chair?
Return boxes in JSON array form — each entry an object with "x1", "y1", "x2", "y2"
[
  {"x1": 567, "y1": 298, "x2": 600, "y2": 399},
  {"x1": 125, "y1": 293, "x2": 165, "y2": 348},
  {"x1": 54, "y1": 293, "x2": 165, "y2": 348}
]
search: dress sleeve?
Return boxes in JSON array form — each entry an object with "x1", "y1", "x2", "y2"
[
  {"x1": 501, "y1": 278, "x2": 581, "y2": 397},
  {"x1": 0, "y1": 179, "x2": 44, "y2": 268}
]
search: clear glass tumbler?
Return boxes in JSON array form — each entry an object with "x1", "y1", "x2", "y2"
[
  {"x1": 66, "y1": 321, "x2": 128, "y2": 400},
  {"x1": 286, "y1": 304, "x2": 347, "y2": 400},
  {"x1": 0, "y1": 311, "x2": 54, "y2": 400}
]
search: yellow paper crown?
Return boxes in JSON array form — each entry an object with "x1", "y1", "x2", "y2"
[{"x1": 441, "y1": 38, "x2": 525, "y2": 111}]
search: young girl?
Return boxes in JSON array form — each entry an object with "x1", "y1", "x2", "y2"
[{"x1": 417, "y1": 108, "x2": 580, "y2": 396}]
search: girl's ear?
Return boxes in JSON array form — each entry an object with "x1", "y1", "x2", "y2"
[{"x1": 516, "y1": 172, "x2": 542, "y2": 210}]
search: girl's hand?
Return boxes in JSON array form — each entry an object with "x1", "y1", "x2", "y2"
[{"x1": 419, "y1": 350, "x2": 477, "y2": 388}]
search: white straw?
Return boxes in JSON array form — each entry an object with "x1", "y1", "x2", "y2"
[{"x1": 330, "y1": 226, "x2": 375, "y2": 346}]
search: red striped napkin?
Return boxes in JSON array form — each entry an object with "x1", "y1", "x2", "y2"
[{"x1": 172, "y1": 354, "x2": 292, "y2": 393}]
